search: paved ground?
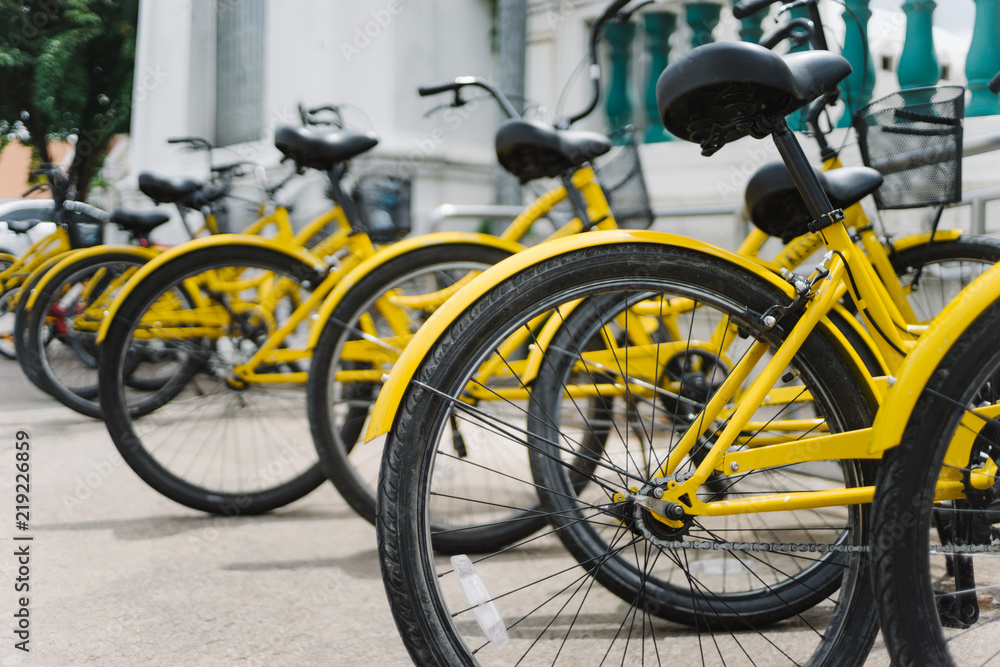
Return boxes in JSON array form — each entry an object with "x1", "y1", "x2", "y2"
[{"x1": 0, "y1": 360, "x2": 898, "y2": 666}]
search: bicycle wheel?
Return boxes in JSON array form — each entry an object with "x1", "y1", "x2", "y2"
[
  {"x1": 0, "y1": 280, "x2": 25, "y2": 359},
  {"x1": 889, "y1": 236, "x2": 1000, "y2": 322},
  {"x1": 98, "y1": 245, "x2": 327, "y2": 514},
  {"x1": 872, "y1": 299, "x2": 1000, "y2": 666},
  {"x1": 378, "y1": 242, "x2": 879, "y2": 666},
  {"x1": 23, "y1": 252, "x2": 151, "y2": 418},
  {"x1": 14, "y1": 262, "x2": 61, "y2": 392},
  {"x1": 307, "y1": 243, "x2": 518, "y2": 530}
]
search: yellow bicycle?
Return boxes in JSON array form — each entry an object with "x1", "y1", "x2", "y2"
[{"x1": 368, "y1": 22, "x2": 996, "y2": 664}]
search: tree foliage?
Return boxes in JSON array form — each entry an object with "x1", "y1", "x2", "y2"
[{"x1": 0, "y1": 0, "x2": 139, "y2": 198}]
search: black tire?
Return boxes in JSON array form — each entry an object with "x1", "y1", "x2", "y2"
[
  {"x1": 888, "y1": 235, "x2": 1000, "y2": 323},
  {"x1": 307, "y1": 243, "x2": 516, "y2": 532},
  {"x1": 14, "y1": 262, "x2": 61, "y2": 392},
  {"x1": 0, "y1": 283, "x2": 21, "y2": 359},
  {"x1": 872, "y1": 298, "x2": 1000, "y2": 667},
  {"x1": 98, "y1": 244, "x2": 327, "y2": 514},
  {"x1": 23, "y1": 252, "x2": 151, "y2": 418},
  {"x1": 378, "y1": 242, "x2": 879, "y2": 666}
]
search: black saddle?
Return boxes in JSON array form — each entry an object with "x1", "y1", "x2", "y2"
[
  {"x1": 745, "y1": 163, "x2": 883, "y2": 242},
  {"x1": 139, "y1": 172, "x2": 202, "y2": 203},
  {"x1": 656, "y1": 42, "x2": 851, "y2": 155},
  {"x1": 6, "y1": 219, "x2": 42, "y2": 234},
  {"x1": 495, "y1": 119, "x2": 611, "y2": 183},
  {"x1": 139, "y1": 172, "x2": 228, "y2": 210},
  {"x1": 109, "y1": 208, "x2": 171, "y2": 241},
  {"x1": 274, "y1": 125, "x2": 379, "y2": 170}
]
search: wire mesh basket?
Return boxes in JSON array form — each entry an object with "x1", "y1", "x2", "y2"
[
  {"x1": 64, "y1": 210, "x2": 105, "y2": 249},
  {"x1": 854, "y1": 85, "x2": 964, "y2": 210},
  {"x1": 528, "y1": 126, "x2": 653, "y2": 231},
  {"x1": 595, "y1": 126, "x2": 654, "y2": 229},
  {"x1": 352, "y1": 172, "x2": 412, "y2": 244}
]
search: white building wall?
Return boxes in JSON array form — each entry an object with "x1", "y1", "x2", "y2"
[
  {"x1": 129, "y1": 0, "x2": 499, "y2": 241},
  {"x1": 125, "y1": 0, "x2": 1000, "y2": 248}
]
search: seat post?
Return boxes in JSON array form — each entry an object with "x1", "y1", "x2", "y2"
[
  {"x1": 770, "y1": 117, "x2": 843, "y2": 232},
  {"x1": 325, "y1": 164, "x2": 363, "y2": 230},
  {"x1": 559, "y1": 171, "x2": 598, "y2": 229}
]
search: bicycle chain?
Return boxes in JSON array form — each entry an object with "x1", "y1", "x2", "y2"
[{"x1": 648, "y1": 539, "x2": 1000, "y2": 554}]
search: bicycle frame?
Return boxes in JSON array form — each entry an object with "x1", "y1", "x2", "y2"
[{"x1": 365, "y1": 187, "x2": 987, "y2": 523}]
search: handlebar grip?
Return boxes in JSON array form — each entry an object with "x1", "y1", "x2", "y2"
[
  {"x1": 733, "y1": 0, "x2": 779, "y2": 19},
  {"x1": 63, "y1": 200, "x2": 111, "y2": 222},
  {"x1": 418, "y1": 81, "x2": 463, "y2": 97},
  {"x1": 167, "y1": 136, "x2": 213, "y2": 150},
  {"x1": 989, "y1": 70, "x2": 1000, "y2": 95}
]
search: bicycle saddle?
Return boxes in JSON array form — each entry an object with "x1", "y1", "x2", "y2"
[
  {"x1": 109, "y1": 208, "x2": 171, "y2": 239},
  {"x1": 6, "y1": 219, "x2": 42, "y2": 234},
  {"x1": 139, "y1": 172, "x2": 203, "y2": 204},
  {"x1": 495, "y1": 119, "x2": 611, "y2": 183},
  {"x1": 745, "y1": 163, "x2": 883, "y2": 242},
  {"x1": 274, "y1": 125, "x2": 379, "y2": 170},
  {"x1": 656, "y1": 42, "x2": 851, "y2": 155}
]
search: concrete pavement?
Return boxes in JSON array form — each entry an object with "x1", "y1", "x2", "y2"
[{"x1": 0, "y1": 360, "x2": 898, "y2": 666}]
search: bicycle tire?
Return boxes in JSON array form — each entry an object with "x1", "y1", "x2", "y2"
[
  {"x1": 98, "y1": 244, "x2": 328, "y2": 514},
  {"x1": 307, "y1": 242, "x2": 518, "y2": 532},
  {"x1": 14, "y1": 261, "x2": 61, "y2": 391},
  {"x1": 888, "y1": 235, "x2": 1000, "y2": 323},
  {"x1": 872, "y1": 299, "x2": 1000, "y2": 667},
  {"x1": 24, "y1": 251, "x2": 152, "y2": 418},
  {"x1": 0, "y1": 283, "x2": 21, "y2": 359},
  {"x1": 378, "y1": 242, "x2": 879, "y2": 666}
]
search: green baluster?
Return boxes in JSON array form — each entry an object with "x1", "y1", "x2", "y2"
[
  {"x1": 644, "y1": 12, "x2": 676, "y2": 142},
  {"x1": 966, "y1": 0, "x2": 1000, "y2": 116},
  {"x1": 786, "y1": 5, "x2": 811, "y2": 131},
  {"x1": 739, "y1": 7, "x2": 766, "y2": 44},
  {"x1": 685, "y1": 3, "x2": 721, "y2": 48},
  {"x1": 838, "y1": 0, "x2": 876, "y2": 127},
  {"x1": 898, "y1": 0, "x2": 939, "y2": 89},
  {"x1": 605, "y1": 20, "x2": 636, "y2": 138}
]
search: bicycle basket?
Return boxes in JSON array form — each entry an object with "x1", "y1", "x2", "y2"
[
  {"x1": 65, "y1": 209, "x2": 105, "y2": 249},
  {"x1": 351, "y1": 172, "x2": 412, "y2": 244},
  {"x1": 854, "y1": 85, "x2": 964, "y2": 210},
  {"x1": 594, "y1": 127, "x2": 654, "y2": 229}
]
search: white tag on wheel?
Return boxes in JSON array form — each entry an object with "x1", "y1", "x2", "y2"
[{"x1": 450, "y1": 554, "x2": 509, "y2": 649}]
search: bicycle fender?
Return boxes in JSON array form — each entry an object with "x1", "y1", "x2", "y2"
[
  {"x1": 8, "y1": 253, "x2": 67, "y2": 304},
  {"x1": 305, "y1": 232, "x2": 524, "y2": 349},
  {"x1": 95, "y1": 234, "x2": 325, "y2": 344},
  {"x1": 888, "y1": 229, "x2": 963, "y2": 252},
  {"x1": 365, "y1": 229, "x2": 800, "y2": 441},
  {"x1": 870, "y1": 262, "x2": 1000, "y2": 454},
  {"x1": 25, "y1": 245, "x2": 160, "y2": 311}
]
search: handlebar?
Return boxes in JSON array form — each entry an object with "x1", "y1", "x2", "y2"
[
  {"x1": 298, "y1": 103, "x2": 345, "y2": 128},
  {"x1": 167, "y1": 136, "x2": 214, "y2": 151},
  {"x1": 417, "y1": 76, "x2": 520, "y2": 119},
  {"x1": 63, "y1": 200, "x2": 111, "y2": 222},
  {"x1": 759, "y1": 17, "x2": 815, "y2": 50},
  {"x1": 418, "y1": 81, "x2": 465, "y2": 97},
  {"x1": 989, "y1": 70, "x2": 1000, "y2": 95},
  {"x1": 20, "y1": 183, "x2": 51, "y2": 198},
  {"x1": 733, "y1": 0, "x2": 779, "y2": 19},
  {"x1": 563, "y1": 0, "x2": 633, "y2": 128}
]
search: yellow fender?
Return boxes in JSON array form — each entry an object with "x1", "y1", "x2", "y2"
[
  {"x1": 869, "y1": 261, "x2": 1000, "y2": 454},
  {"x1": 25, "y1": 245, "x2": 161, "y2": 311},
  {"x1": 96, "y1": 234, "x2": 325, "y2": 343},
  {"x1": 8, "y1": 253, "x2": 68, "y2": 306},
  {"x1": 888, "y1": 228, "x2": 962, "y2": 251},
  {"x1": 305, "y1": 232, "x2": 524, "y2": 349},
  {"x1": 366, "y1": 229, "x2": 877, "y2": 440}
]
